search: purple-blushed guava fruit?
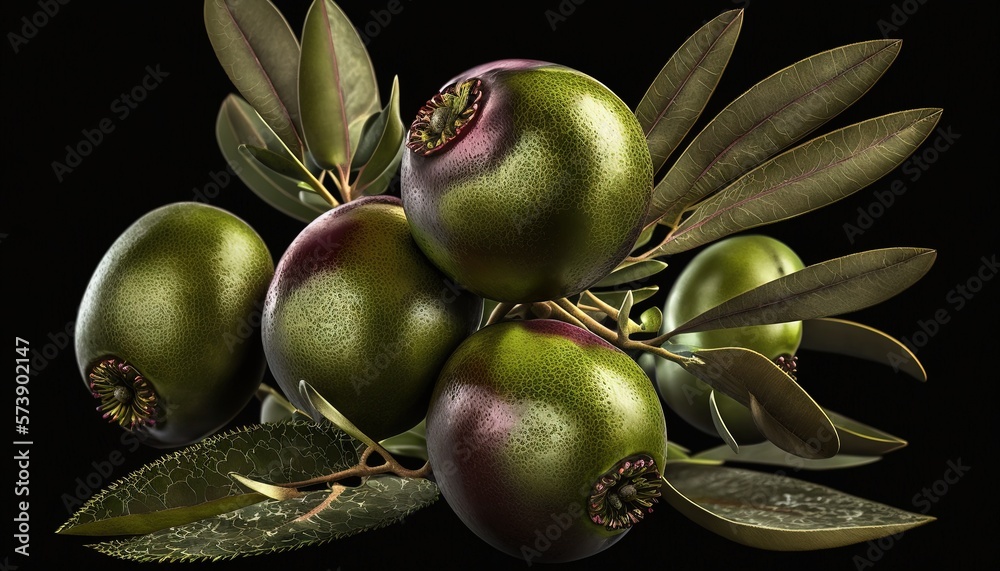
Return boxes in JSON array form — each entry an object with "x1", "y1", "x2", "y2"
[
  {"x1": 401, "y1": 60, "x2": 654, "y2": 303},
  {"x1": 427, "y1": 319, "x2": 667, "y2": 564},
  {"x1": 262, "y1": 196, "x2": 482, "y2": 441}
]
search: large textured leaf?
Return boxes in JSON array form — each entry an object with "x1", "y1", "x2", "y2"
[
  {"x1": 354, "y1": 75, "x2": 405, "y2": 193},
  {"x1": 87, "y1": 476, "x2": 439, "y2": 562},
  {"x1": 801, "y1": 317, "x2": 926, "y2": 381},
  {"x1": 648, "y1": 40, "x2": 901, "y2": 227},
  {"x1": 662, "y1": 463, "x2": 934, "y2": 550},
  {"x1": 685, "y1": 347, "x2": 839, "y2": 459},
  {"x1": 667, "y1": 248, "x2": 936, "y2": 337},
  {"x1": 57, "y1": 422, "x2": 365, "y2": 536},
  {"x1": 692, "y1": 440, "x2": 881, "y2": 470},
  {"x1": 654, "y1": 109, "x2": 942, "y2": 254},
  {"x1": 636, "y1": 9, "x2": 743, "y2": 178},
  {"x1": 215, "y1": 94, "x2": 326, "y2": 222},
  {"x1": 205, "y1": 0, "x2": 304, "y2": 158},
  {"x1": 299, "y1": 0, "x2": 380, "y2": 172}
]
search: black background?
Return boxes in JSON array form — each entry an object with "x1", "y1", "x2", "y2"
[{"x1": 3, "y1": 1, "x2": 997, "y2": 570}]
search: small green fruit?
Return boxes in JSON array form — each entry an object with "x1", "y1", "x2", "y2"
[
  {"x1": 401, "y1": 59, "x2": 654, "y2": 303},
  {"x1": 656, "y1": 234, "x2": 805, "y2": 442},
  {"x1": 75, "y1": 202, "x2": 274, "y2": 448},
  {"x1": 262, "y1": 196, "x2": 482, "y2": 441},
  {"x1": 427, "y1": 319, "x2": 667, "y2": 564}
]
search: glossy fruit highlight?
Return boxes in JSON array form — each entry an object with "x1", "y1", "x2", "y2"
[
  {"x1": 426, "y1": 319, "x2": 668, "y2": 564},
  {"x1": 262, "y1": 196, "x2": 482, "y2": 441},
  {"x1": 75, "y1": 202, "x2": 274, "y2": 448},
  {"x1": 656, "y1": 234, "x2": 805, "y2": 442},
  {"x1": 401, "y1": 59, "x2": 654, "y2": 303}
]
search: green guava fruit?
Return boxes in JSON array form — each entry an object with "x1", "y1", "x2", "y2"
[
  {"x1": 656, "y1": 234, "x2": 805, "y2": 442},
  {"x1": 426, "y1": 319, "x2": 667, "y2": 564},
  {"x1": 75, "y1": 202, "x2": 274, "y2": 448},
  {"x1": 262, "y1": 196, "x2": 482, "y2": 441},
  {"x1": 401, "y1": 59, "x2": 654, "y2": 303}
]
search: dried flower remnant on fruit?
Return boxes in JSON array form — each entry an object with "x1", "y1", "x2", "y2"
[
  {"x1": 588, "y1": 454, "x2": 662, "y2": 531},
  {"x1": 407, "y1": 78, "x2": 483, "y2": 155},
  {"x1": 776, "y1": 353, "x2": 798, "y2": 378},
  {"x1": 89, "y1": 357, "x2": 158, "y2": 429}
]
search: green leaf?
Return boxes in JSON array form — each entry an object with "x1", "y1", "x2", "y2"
[
  {"x1": 654, "y1": 109, "x2": 943, "y2": 255},
  {"x1": 631, "y1": 223, "x2": 656, "y2": 253},
  {"x1": 615, "y1": 290, "x2": 635, "y2": 338},
  {"x1": 88, "y1": 476, "x2": 439, "y2": 562},
  {"x1": 709, "y1": 390, "x2": 741, "y2": 453},
  {"x1": 204, "y1": 0, "x2": 304, "y2": 158},
  {"x1": 638, "y1": 307, "x2": 662, "y2": 334},
  {"x1": 800, "y1": 317, "x2": 926, "y2": 381},
  {"x1": 215, "y1": 95, "x2": 327, "y2": 222},
  {"x1": 354, "y1": 75, "x2": 405, "y2": 193},
  {"x1": 299, "y1": 189, "x2": 333, "y2": 209},
  {"x1": 379, "y1": 419, "x2": 428, "y2": 461},
  {"x1": 588, "y1": 286, "x2": 659, "y2": 308},
  {"x1": 662, "y1": 463, "x2": 934, "y2": 550},
  {"x1": 826, "y1": 409, "x2": 907, "y2": 456},
  {"x1": 299, "y1": 380, "x2": 379, "y2": 450},
  {"x1": 667, "y1": 248, "x2": 937, "y2": 337},
  {"x1": 299, "y1": 0, "x2": 381, "y2": 172},
  {"x1": 636, "y1": 9, "x2": 743, "y2": 178},
  {"x1": 648, "y1": 39, "x2": 902, "y2": 227},
  {"x1": 356, "y1": 145, "x2": 402, "y2": 197},
  {"x1": 57, "y1": 422, "x2": 365, "y2": 536},
  {"x1": 692, "y1": 440, "x2": 881, "y2": 470},
  {"x1": 684, "y1": 347, "x2": 839, "y2": 459},
  {"x1": 594, "y1": 260, "x2": 668, "y2": 288},
  {"x1": 239, "y1": 144, "x2": 308, "y2": 181}
]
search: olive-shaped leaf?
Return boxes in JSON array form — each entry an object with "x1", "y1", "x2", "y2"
[
  {"x1": 57, "y1": 422, "x2": 366, "y2": 536},
  {"x1": 667, "y1": 248, "x2": 936, "y2": 337},
  {"x1": 685, "y1": 347, "x2": 839, "y2": 459},
  {"x1": 353, "y1": 76, "x2": 404, "y2": 194},
  {"x1": 826, "y1": 409, "x2": 907, "y2": 456},
  {"x1": 300, "y1": 380, "x2": 379, "y2": 450},
  {"x1": 379, "y1": 419, "x2": 428, "y2": 461},
  {"x1": 648, "y1": 39, "x2": 901, "y2": 227},
  {"x1": 654, "y1": 109, "x2": 942, "y2": 255},
  {"x1": 299, "y1": 0, "x2": 381, "y2": 172},
  {"x1": 205, "y1": 0, "x2": 304, "y2": 158},
  {"x1": 709, "y1": 390, "x2": 741, "y2": 453},
  {"x1": 239, "y1": 144, "x2": 308, "y2": 181},
  {"x1": 801, "y1": 317, "x2": 926, "y2": 381},
  {"x1": 635, "y1": 9, "x2": 743, "y2": 178},
  {"x1": 631, "y1": 223, "x2": 656, "y2": 253},
  {"x1": 692, "y1": 440, "x2": 881, "y2": 470},
  {"x1": 588, "y1": 286, "x2": 659, "y2": 308},
  {"x1": 87, "y1": 476, "x2": 439, "y2": 562},
  {"x1": 216, "y1": 95, "x2": 327, "y2": 222},
  {"x1": 594, "y1": 260, "x2": 668, "y2": 288},
  {"x1": 355, "y1": 145, "x2": 403, "y2": 197},
  {"x1": 662, "y1": 463, "x2": 934, "y2": 550},
  {"x1": 639, "y1": 307, "x2": 662, "y2": 333}
]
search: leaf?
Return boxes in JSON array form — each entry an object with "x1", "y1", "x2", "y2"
[
  {"x1": 356, "y1": 145, "x2": 402, "y2": 197},
  {"x1": 826, "y1": 409, "x2": 907, "y2": 456},
  {"x1": 588, "y1": 286, "x2": 659, "y2": 309},
  {"x1": 239, "y1": 144, "x2": 308, "y2": 181},
  {"x1": 685, "y1": 347, "x2": 839, "y2": 459},
  {"x1": 709, "y1": 390, "x2": 741, "y2": 453},
  {"x1": 800, "y1": 317, "x2": 926, "y2": 381},
  {"x1": 379, "y1": 419, "x2": 428, "y2": 461},
  {"x1": 299, "y1": 0, "x2": 381, "y2": 172},
  {"x1": 615, "y1": 290, "x2": 635, "y2": 338},
  {"x1": 648, "y1": 39, "x2": 902, "y2": 227},
  {"x1": 353, "y1": 75, "x2": 405, "y2": 193},
  {"x1": 594, "y1": 260, "x2": 668, "y2": 288},
  {"x1": 205, "y1": 0, "x2": 304, "y2": 158},
  {"x1": 636, "y1": 9, "x2": 743, "y2": 178},
  {"x1": 57, "y1": 422, "x2": 365, "y2": 536},
  {"x1": 692, "y1": 440, "x2": 881, "y2": 470},
  {"x1": 88, "y1": 476, "x2": 439, "y2": 562},
  {"x1": 638, "y1": 307, "x2": 662, "y2": 334},
  {"x1": 631, "y1": 223, "x2": 656, "y2": 253},
  {"x1": 667, "y1": 248, "x2": 937, "y2": 337},
  {"x1": 654, "y1": 109, "x2": 943, "y2": 254},
  {"x1": 215, "y1": 95, "x2": 327, "y2": 222},
  {"x1": 299, "y1": 380, "x2": 379, "y2": 450},
  {"x1": 662, "y1": 463, "x2": 934, "y2": 550},
  {"x1": 299, "y1": 189, "x2": 333, "y2": 209}
]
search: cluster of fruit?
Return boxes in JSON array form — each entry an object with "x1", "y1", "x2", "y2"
[{"x1": 73, "y1": 60, "x2": 691, "y2": 563}]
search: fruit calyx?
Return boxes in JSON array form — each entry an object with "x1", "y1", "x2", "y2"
[
  {"x1": 776, "y1": 353, "x2": 798, "y2": 378},
  {"x1": 406, "y1": 78, "x2": 483, "y2": 156},
  {"x1": 588, "y1": 454, "x2": 662, "y2": 531},
  {"x1": 89, "y1": 357, "x2": 158, "y2": 429}
]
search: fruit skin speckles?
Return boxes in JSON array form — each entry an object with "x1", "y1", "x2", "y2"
[
  {"x1": 401, "y1": 59, "x2": 654, "y2": 303},
  {"x1": 655, "y1": 234, "x2": 805, "y2": 442},
  {"x1": 426, "y1": 319, "x2": 667, "y2": 564},
  {"x1": 75, "y1": 202, "x2": 274, "y2": 448},
  {"x1": 262, "y1": 195, "x2": 483, "y2": 442}
]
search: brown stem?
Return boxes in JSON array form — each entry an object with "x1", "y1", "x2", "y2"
[{"x1": 276, "y1": 444, "x2": 431, "y2": 489}]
